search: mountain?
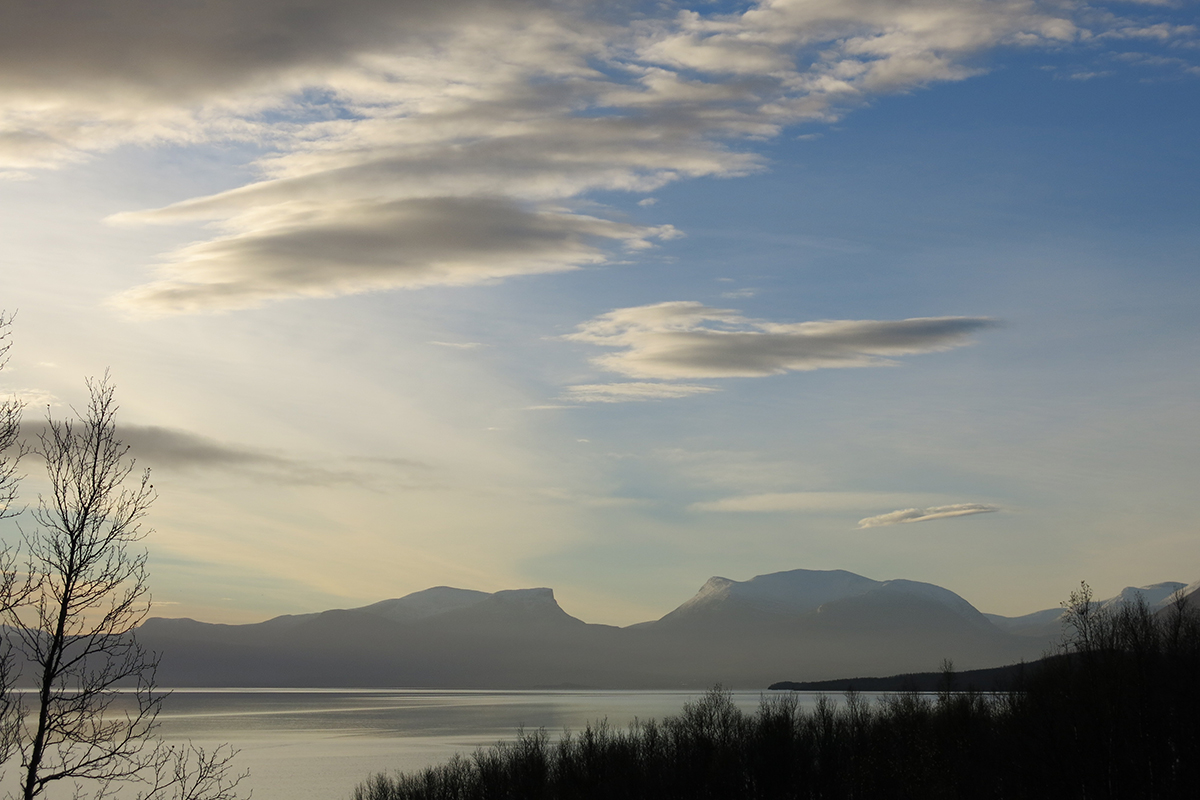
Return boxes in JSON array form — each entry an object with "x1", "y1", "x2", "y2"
[
  {"x1": 135, "y1": 569, "x2": 1187, "y2": 689},
  {"x1": 645, "y1": 569, "x2": 880, "y2": 627},
  {"x1": 1102, "y1": 581, "x2": 1187, "y2": 611},
  {"x1": 1176, "y1": 579, "x2": 1200, "y2": 606},
  {"x1": 614, "y1": 570, "x2": 1052, "y2": 687},
  {"x1": 138, "y1": 586, "x2": 614, "y2": 687},
  {"x1": 984, "y1": 581, "x2": 1190, "y2": 639}
]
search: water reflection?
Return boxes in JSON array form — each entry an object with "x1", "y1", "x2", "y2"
[{"x1": 151, "y1": 689, "x2": 817, "y2": 800}]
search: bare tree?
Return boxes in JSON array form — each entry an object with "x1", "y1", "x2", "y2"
[
  {"x1": 2, "y1": 374, "x2": 244, "y2": 800},
  {"x1": 0, "y1": 311, "x2": 24, "y2": 520},
  {"x1": 1061, "y1": 580, "x2": 1103, "y2": 654},
  {"x1": 0, "y1": 312, "x2": 28, "y2": 765}
]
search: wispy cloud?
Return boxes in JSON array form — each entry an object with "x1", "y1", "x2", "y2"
[
  {"x1": 857, "y1": 503, "x2": 1000, "y2": 528},
  {"x1": 0, "y1": 387, "x2": 60, "y2": 408},
  {"x1": 117, "y1": 425, "x2": 432, "y2": 488},
  {"x1": 2, "y1": 0, "x2": 1170, "y2": 311},
  {"x1": 566, "y1": 301, "x2": 996, "y2": 380},
  {"x1": 561, "y1": 382, "x2": 718, "y2": 403},
  {"x1": 120, "y1": 425, "x2": 356, "y2": 485}
]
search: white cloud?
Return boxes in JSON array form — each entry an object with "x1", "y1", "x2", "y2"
[
  {"x1": 857, "y1": 503, "x2": 1000, "y2": 528},
  {"x1": 1098, "y1": 23, "x2": 1196, "y2": 41},
  {"x1": 560, "y1": 382, "x2": 718, "y2": 403},
  {"x1": 0, "y1": 387, "x2": 60, "y2": 408},
  {"x1": 566, "y1": 301, "x2": 995, "y2": 379}
]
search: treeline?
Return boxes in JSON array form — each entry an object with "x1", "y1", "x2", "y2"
[
  {"x1": 767, "y1": 661, "x2": 1029, "y2": 693},
  {"x1": 354, "y1": 585, "x2": 1199, "y2": 800}
]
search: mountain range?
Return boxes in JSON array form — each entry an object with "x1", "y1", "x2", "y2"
[{"x1": 137, "y1": 569, "x2": 1199, "y2": 689}]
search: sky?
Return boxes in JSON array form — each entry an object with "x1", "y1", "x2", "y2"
[{"x1": 0, "y1": 0, "x2": 1197, "y2": 626}]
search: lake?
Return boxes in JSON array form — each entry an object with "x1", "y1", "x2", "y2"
[{"x1": 148, "y1": 689, "x2": 823, "y2": 800}]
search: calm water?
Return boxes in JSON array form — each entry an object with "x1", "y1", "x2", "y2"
[
  {"x1": 146, "y1": 689, "x2": 818, "y2": 800},
  {"x1": 7, "y1": 689, "x2": 853, "y2": 800}
]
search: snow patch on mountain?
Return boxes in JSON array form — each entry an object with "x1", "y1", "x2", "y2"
[
  {"x1": 667, "y1": 570, "x2": 880, "y2": 619},
  {"x1": 1100, "y1": 582, "x2": 1187, "y2": 612},
  {"x1": 987, "y1": 580, "x2": 1190, "y2": 637},
  {"x1": 661, "y1": 569, "x2": 990, "y2": 629}
]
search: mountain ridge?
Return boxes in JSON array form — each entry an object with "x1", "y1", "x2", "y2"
[{"x1": 136, "y1": 568, "x2": 1193, "y2": 689}]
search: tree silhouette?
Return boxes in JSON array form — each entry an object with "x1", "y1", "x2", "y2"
[{"x1": 0, "y1": 316, "x2": 244, "y2": 800}]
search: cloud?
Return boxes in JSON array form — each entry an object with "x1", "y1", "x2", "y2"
[
  {"x1": 0, "y1": 0, "x2": 520, "y2": 170},
  {"x1": 117, "y1": 425, "x2": 431, "y2": 488},
  {"x1": 857, "y1": 503, "x2": 1000, "y2": 528},
  {"x1": 1098, "y1": 23, "x2": 1197, "y2": 41},
  {"x1": 0, "y1": 387, "x2": 60, "y2": 408},
  {"x1": 0, "y1": 0, "x2": 500, "y2": 97},
  {"x1": 560, "y1": 382, "x2": 718, "y2": 403},
  {"x1": 2, "y1": 0, "x2": 1186, "y2": 308},
  {"x1": 111, "y1": 197, "x2": 678, "y2": 314},
  {"x1": 692, "y1": 491, "x2": 945, "y2": 513},
  {"x1": 119, "y1": 425, "x2": 351, "y2": 485},
  {"x1": 566, "y1": 301, "x2": 996, "y2": 379},
  {"x1": 429, "y1": 341, "x2": 484, "y2": 349}
]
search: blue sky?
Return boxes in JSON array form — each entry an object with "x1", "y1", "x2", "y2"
[{"x1": 0, "y1": 0, "x2": 1197, "y2": 624}]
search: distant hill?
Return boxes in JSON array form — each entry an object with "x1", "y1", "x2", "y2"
[
  {"x1": 136, "y1": 568, "x2": 1192, "y2": 689},
  {"x1": 983, "y1": 580, "x2": 1192, "y2": 639}
]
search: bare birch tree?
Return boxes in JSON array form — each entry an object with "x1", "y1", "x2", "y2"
[
  {"x1": 0, "y1": 312, "x2": 29, "y2": 765},
  {"x1": 1, "y1": 373, "x2": 244, "y2": 800},
  {"x1": 0, "y1": 311, "x2": 23, "y2": 521}
]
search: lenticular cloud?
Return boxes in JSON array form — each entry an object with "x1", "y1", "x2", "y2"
[
  {"x1": 567, "y1": 301, "x2": 996, "y2": 380},
  {"x1": 112, "y1": 197, "x2": 677, "y2": 314},
  {"x1": 857, "y1": 503, "x2": 1000, "y2": 528}
]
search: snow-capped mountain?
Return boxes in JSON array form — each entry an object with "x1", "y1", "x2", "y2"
[
  {"x1": 985, "y1": 580, "x2": 1191, "y2": 638},
  {"x1": 134, "y1": 569, "x2": 1193, "y2": 689},
  {"x1": 651, "y1": 569, "x2": 880, "y2": 623},
  {"x1": 650, "y1": 569, "x2": 995, "y2": 633}
]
